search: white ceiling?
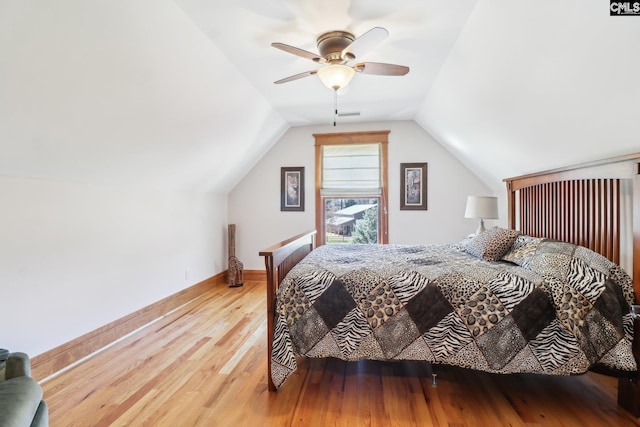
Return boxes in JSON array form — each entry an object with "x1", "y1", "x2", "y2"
[
  {"x1": 175, "y1": 0, "x2": 478, "y2": 125},
  {"x1": 1, "y1": 0, "x2": 638, "y2": 194}
]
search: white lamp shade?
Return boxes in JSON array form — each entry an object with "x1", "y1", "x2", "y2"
[
  {"x1": 317, "y1": 64, "x2": 356, "y2": 90},
  {"x1": 464, "y1": 196, "x2": 499, "y2": 219}
]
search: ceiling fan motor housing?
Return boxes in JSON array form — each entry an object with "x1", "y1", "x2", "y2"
[{"x1": 316, "y1": 31, "x2": 355, "y2": 63}]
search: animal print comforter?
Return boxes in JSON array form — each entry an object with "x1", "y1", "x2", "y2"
[{"x1": 271, "y1": 239, "x2": 637, "y2": 389}]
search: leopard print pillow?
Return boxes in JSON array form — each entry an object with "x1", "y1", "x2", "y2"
[
  {"x1": 501, "y1": 235, "x2": 544, "y2": 267},
  {"x1": 465, "y1": 227, "x2": 520, "y2": 261}
]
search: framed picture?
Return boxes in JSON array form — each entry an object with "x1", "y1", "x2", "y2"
[
  {"x1": 400, "y1": 163, "x2": 427, "y2": 210},
  {"x1": 281, "y1": 167, "x2": 304, "y2": 211}
]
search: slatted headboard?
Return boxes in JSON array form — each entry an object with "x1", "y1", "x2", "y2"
[{"x1": 504, "y1": 153, "x2": 640, "y2": 300}]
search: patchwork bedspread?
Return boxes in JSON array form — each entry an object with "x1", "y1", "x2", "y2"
[{"x1": 271, "y1": 239, "x2": 637, "y2": 389}]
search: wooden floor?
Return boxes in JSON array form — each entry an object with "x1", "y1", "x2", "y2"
[{"x1": 41, "y1": 281, "x2": 640, "y2": 427}]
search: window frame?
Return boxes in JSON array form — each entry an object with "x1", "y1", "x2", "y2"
[{"x1": 314, "y1": 130, "x2": 389, "y2": 246}]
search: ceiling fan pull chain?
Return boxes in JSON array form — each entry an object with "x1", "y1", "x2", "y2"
[{"x1": 333, "y1": 90, "x2": 337, "y2": 126}]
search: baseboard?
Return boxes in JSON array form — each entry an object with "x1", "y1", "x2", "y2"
[
  {"x1": 32, "y1": 271, "x2": 227, "y2": 381},
  {"x1": 243, "y1": 269, "x2": 266, "y2": 281}
]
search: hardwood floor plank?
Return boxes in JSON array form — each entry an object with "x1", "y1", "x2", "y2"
[{"x1": 41, "y1": 281, "x2": 640, "y2": 426}]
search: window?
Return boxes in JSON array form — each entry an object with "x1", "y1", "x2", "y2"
[{"x1": 314, "y1": 130, "x2": 389, "y2": 246}]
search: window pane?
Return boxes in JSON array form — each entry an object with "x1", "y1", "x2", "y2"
[{"x1": 325, "y1": 198, "x2": 379, "y2": 244}]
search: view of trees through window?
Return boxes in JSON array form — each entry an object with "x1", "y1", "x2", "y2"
[{"x1": 324, "y1": 198, "x2": 379, "y2": 244}]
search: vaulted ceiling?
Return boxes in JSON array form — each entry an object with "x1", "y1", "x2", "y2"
[{"x1": 1, "y1": 0, "x2": 638, "y2": 194}]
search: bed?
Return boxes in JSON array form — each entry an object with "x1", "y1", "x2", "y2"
[{"x1": 260, "y1": 152, "x2": 640, "y2": 415}]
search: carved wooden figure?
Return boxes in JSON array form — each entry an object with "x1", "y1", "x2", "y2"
[{"x1": 228, "y1": 224, "x2": 244, "y2": 288}]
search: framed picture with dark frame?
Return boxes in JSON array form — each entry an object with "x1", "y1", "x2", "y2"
[
  {"x1": 400, "y1": 163, "x2": 427, "y2": 210},
  {"x1": 280, "y1": 167, "x2": 305, "y2": 212}
]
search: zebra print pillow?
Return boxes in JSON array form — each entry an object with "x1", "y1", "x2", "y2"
[{"x1": 465, "y1": 227, "x2": 520, "y2": 261}]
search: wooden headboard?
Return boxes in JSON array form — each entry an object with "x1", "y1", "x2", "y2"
[{"x1": 503, "y1": 153, "x2": 640, "y2": 301}]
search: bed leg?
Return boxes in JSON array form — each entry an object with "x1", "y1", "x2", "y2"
[
  {"x1": 618, "y1": 378, "x2": 640, "y2": 417},
  {"x1": 430, "y1": 364, "x2": 437, "y2": 387}
]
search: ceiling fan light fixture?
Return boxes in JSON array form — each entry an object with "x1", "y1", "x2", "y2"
[{"x1": 317, "y1": 64, "x2": 355, "y2": 91}]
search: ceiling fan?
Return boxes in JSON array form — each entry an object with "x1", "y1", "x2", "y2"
[{"x1": 272, "y1": 27, "x2": 410, "y2": 91}]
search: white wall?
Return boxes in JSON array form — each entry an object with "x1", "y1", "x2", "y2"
[
  {"x1": 229, "y1": 120, "x2": 498, "y2": 270},
  {"x1": 0, "y1": 176, "x2": 227, "y2": 357}
]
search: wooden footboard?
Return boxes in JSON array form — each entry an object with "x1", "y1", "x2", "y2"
[{"x1": 259, "y1": 230, "x2": 316, "y2": 391}]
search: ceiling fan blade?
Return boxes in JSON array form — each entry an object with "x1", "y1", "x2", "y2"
[
  {"x1": 341, "y1": 27, "x2": 388, "y2": 61},
  {"x1": 354, "y1": 62, "x2": 410, "y2": 76},
  {"x1": 271, "y1": 42, "x2": 325, "y2": 63},
  {"x1": 274, "y1": 70, "x2": 317, "y2": 84}
]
